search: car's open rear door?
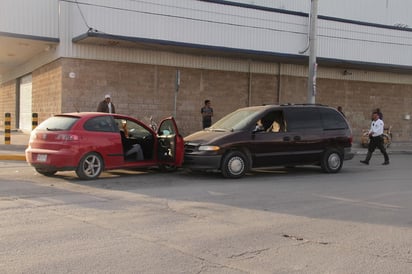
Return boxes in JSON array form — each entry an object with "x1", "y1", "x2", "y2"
[{"x1": 157, "y1": 117, "x2": 184, "y2": 167}]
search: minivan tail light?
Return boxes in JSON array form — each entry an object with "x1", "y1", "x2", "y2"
[{"x1": 56, "y1": 134, "x2": 79, "y2": 141}]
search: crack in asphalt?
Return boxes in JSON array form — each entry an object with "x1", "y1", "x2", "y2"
[
  {"x1": 282, "y1": 234, "x2": 330, "y2": 245},
  {"x1": 228, "y1": 248, "x2": 270, "y2": 260}
]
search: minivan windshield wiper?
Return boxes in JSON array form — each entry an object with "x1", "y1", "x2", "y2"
[{"x1": 209, "y1": 128, "x2": 229, "y2": 132}]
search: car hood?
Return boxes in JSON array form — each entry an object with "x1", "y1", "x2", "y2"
[{"x1": 184, "y1": 130, "x2": 235, "y2": 145}]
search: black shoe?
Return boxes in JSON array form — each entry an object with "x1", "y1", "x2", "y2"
[
  {"x1": 382, "y1": 161, "x2": 389, "y2": 165},
  {"x1": 360, "y1": 160, "x2": 369, "y2": 165}
]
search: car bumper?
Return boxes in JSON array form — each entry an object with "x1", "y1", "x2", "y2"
[
  {"x1": 344, "y1": 147, "x2": 355, "y2": 160},
  {"x1": 25, "y1": 148, "x2": 79, "y2": 171},
  {"x1": 183, "y1": 154, "x2": 222, "y2": 170}
]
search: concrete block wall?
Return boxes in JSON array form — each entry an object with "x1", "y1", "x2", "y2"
[
  {"x1": 316, "y1": 78, "x2": 412, "y2": 143},
  {"x1": 59, "y1": 58, "x2": 281, "y2": 136},
  {"x1": 0, "y1": 80, "x2": 17, "y2": 129},
  {"x1": 32, "y1": 59, "x2": 63, "y2": 123},
  {"x1": 3, "y1": 57, "x2": 411, "y2": 142}
]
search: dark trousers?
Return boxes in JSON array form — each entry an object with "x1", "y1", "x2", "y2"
[
  {"x1": 365, "y1": 135, "x2": 389, "y2": 163},
  {"x1": 202, "y1": 119, "x2": 211, "y2": 129}
]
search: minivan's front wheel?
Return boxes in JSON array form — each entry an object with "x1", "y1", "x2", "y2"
[
  {"x1": 221, "y1": 151, "x2": 248, "y2": 178},
  {"x1": 321, "y1": 149, "x2": 343, "y2": 173},
  {"x1": 76, "y1": 152, "x2": 104, "y2": 180}
]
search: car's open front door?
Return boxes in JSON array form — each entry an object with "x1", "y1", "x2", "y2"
[{"x1": 157, "y1": 117, "x2": 184, "y2": 167}]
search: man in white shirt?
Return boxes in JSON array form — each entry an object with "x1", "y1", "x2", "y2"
[{"x1": 360, "y1": 111, "x2": 389, "y2": 165}]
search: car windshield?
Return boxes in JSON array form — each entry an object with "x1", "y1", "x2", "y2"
[
  {"x1": 209, "y1": 107, "x2": 261, "y2": 131},
  {"x1": 37, "y1": 116, "x2": 79, "y2": 131}
]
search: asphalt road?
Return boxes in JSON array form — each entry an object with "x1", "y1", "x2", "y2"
[{"x1": 1, "y1": 154, "x2": 412, "y2": 273}]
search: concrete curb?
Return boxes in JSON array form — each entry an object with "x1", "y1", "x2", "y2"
[{"x1": 0, "y1": 154, "x2": 26, "y2": 161}]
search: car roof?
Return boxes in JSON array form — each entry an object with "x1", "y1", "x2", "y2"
[{"x1": 55, "y1": 112, "x2": 131, "y2": 119}]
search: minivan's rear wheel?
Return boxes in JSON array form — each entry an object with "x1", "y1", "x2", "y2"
[
  {"x1": 76, "y1": 152, "x2": 104, "y2": 180},
  {"x1": 221, "y1": 151, "x2": 248, "y2": 178},
  {"x1": 321, "y1": 149, "x2": 343, "y2": 173}
]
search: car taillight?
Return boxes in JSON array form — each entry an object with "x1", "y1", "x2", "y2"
[
  {"x1": 349, "y1": 136, "x2": 353, "y2": 144},
  {"x1": 56, "y1": 134, "x2": 79, "y2": 141}
]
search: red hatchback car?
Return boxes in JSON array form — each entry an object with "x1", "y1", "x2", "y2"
[{"x1": 25, "y1": 112, "x2": 184, "y2": 179}]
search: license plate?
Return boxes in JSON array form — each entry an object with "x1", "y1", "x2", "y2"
[{"x1": 36, "y1": 154, "x2": 47, "y2": 162}]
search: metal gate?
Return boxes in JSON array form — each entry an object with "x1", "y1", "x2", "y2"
[{"x1": 19, "y1": 74, "x2": 32, "y2": 133}]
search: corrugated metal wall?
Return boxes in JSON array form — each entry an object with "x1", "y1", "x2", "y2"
[
  {"x1": 223, "y1": 0, "x2": 411, "y2": 27},
  {"x1": 2, "y1": 0, "x2": 411, "y2": 82},
  {"x1": 63, "y1": 0, "x2": 412, "y2": 68},
  {"x1": 0, "y1": 0, "x2": 58, "y2": 38}
]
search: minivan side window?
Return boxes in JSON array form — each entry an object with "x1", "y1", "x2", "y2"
[
  {"x1": 320, "y1": 108, "x2": 348, "y2": 130},
  {"x1": 258, "y1": 110, "x2": 286, "y2": 132},
  {"x1": 285, "y1": 108, "x2": 322, "y2": 131}
]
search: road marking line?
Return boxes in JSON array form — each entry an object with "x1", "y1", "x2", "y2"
[{"x1": 314, "y1": 194, "x2": 403, "y2": 209}]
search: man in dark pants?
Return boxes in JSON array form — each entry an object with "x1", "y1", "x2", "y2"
[
  {"x1": 360, "y1": 111, "x2": 390, "y2": 165},
  {"x1": 201, "y1": 99, "x2": 213, "y2": 129}
]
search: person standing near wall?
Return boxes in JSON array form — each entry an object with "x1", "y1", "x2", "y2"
[
  {"x1": 201, "y1": 99, "x2": 213, "y2": 129},
  {"x1": 376, "y1": 108, "x2": 383, "y2": 120},
  {"x1": 360, "y1": 111, "x2": 390, "y2": 165},
  {"x1": 337, "y1": 106, "x2": 346, "y2": 118},
  {"x1": 97, "y1": 94, "x2": 116, "y2": 113}
]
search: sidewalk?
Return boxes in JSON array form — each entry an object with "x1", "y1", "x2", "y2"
[
  {"x1": 0, "y1": 131, "x2": 30, "y2": 161},
  {"x1": 1, "y1": 131, "x2": 412, "y2": 161}
]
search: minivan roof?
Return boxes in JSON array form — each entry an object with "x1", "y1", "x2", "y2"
[{"x1": 237, "y1": 103, "x2": 330, "y2": 111}]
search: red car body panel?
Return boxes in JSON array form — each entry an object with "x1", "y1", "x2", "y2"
[{"x1": 25, "y1": 112, "x2": 184, "y2": 178}]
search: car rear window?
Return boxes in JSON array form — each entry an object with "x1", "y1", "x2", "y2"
[
  {"x1": 84, "y1": 116, "x2": 116, "y2": 132},
  {"x1": 36, "y1": 116, "x2": 79, "y2": 131}
]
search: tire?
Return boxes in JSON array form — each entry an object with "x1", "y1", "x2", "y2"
[
  {"x1": 321, "y1": 149, "x2": 343, "y2": 173},
  {"x1": 35, "y1": 168, "x2": 57, "y2": 177},
  {"x1": 159, "y1": 164, "x2": 177, "y2": 172},
  {"x1": 76, "y1": 152, "x2": 104, "y2": 180},
  {"x1": 221, "y1": 151, "x2": 248, "y2": 178}
]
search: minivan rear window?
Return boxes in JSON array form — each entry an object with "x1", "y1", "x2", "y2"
[
  {"x1": 36, "y1": 116, "x2": 79, "y2": 131},
  {"x1": 320, "y1": 108, "x2": 348, "y2": 130},
  {"x1": 285, "y1": 108, "x2": 322, "y2": 131}
]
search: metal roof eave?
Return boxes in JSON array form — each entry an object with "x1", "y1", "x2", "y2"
[{"x1": 72, "y1": 31, "x2": 412, "y2": 74}]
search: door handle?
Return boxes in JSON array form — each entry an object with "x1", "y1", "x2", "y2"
[
  {"x1": 293, "y1": 136, "x2": 301, "y2": 141},
  {"x1": 283, "y1": 136, "x2": 290, "y2": 141}
]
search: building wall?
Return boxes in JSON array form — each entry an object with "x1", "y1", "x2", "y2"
[
  {"x1": 32, "y1": 60, "x2": 63, "y2": 123},
  {"x1": 0, "y1": 0, "x2": 58, "y2": 38},
  {"x1": 0, "y1": 80, "x2": 17, "y2": 129},
  {"x1": 25, "y1": 57, "x2": 410, "y2": 142},
  {"x1": 316, "y1": 78, "x2": 412, "y2": 142},
  {"x1": 3, "y1": 56, "x2": 412, "y2": 142}
]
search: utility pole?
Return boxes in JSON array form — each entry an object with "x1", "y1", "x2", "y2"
[{"x1": 307, "y1": 0, "x2": 318, "y2": 104}]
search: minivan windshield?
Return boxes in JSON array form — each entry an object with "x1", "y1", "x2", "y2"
[{"x1": 208, "y1": 107, "x2": 261, "y2": 131}]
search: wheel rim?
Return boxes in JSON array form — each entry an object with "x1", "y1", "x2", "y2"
[
  {"x1": 83, "y1": 154, "x2": 102, "y2": 177},
  {"x1": 228, "y1": 156, "x2": 244, "y2": 176},
  {"x1": 328, "y1": 153, "x2": 341, "y2": 170}
]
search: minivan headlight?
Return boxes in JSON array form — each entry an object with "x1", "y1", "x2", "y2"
[{"x1": 198, "y1": 145, "x2": 220, "y2": 151}]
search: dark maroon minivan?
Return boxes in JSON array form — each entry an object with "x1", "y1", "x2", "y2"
[{"x1": 184, "y1": 104, "x2": 354, "y2": 178}]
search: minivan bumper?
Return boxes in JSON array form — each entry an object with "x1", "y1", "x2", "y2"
[{"x1": 183, "y1": 154, "x2": 222, "y2": 170}]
